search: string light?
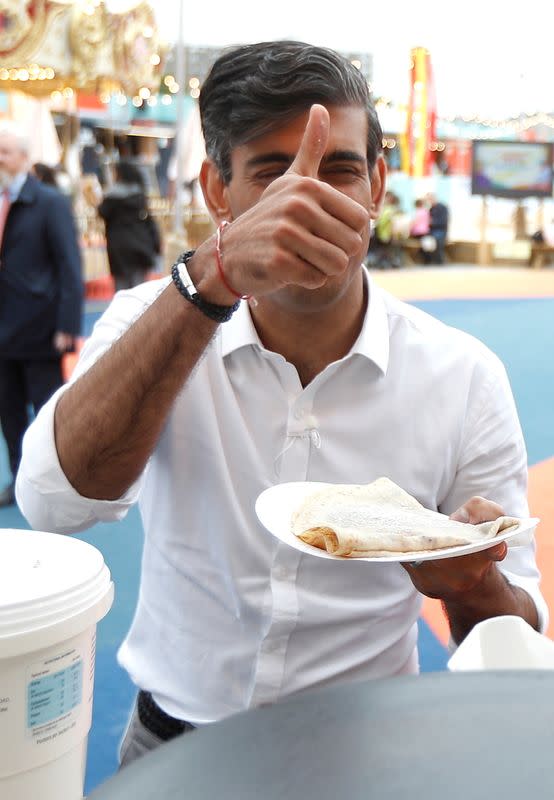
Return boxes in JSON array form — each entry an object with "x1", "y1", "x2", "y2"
[
  {"x1": 377, "y1": 99, "x2": 554, "y2": 137},
  {"x1": 0, "y1": 65, "x2": 56, "y2": 81}
]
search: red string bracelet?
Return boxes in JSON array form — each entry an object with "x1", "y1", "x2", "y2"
[{"x1": 215, "y1": 221, "x2": 252, "y2": 301}]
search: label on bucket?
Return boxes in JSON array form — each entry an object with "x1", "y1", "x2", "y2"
[
  {"x1": 26, "y1": 648, "x2": 83, "y2": 742},
  {"x1": 28, "y1": 658, "x2": 83, "y2": 730}
]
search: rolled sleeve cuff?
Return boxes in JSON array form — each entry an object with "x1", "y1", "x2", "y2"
[{"x1": 16, "y1": 385, "x2": 143, "y2": 534}]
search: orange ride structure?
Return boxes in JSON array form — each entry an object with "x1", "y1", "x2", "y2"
[{"x1": 400, "y1": 46, "x2": 437, "y2": 177}]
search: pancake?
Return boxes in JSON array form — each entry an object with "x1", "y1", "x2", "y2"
[{"x1": 291, "y1": 477, "x2": 520, "y2": 557}]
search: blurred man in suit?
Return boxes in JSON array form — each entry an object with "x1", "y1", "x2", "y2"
[
  {"x1": 425, "y1": 192, "x2": 449, "y2": 265},
  {"x1": 0, "y1": 125, "x2": 82, "y2": 506}
]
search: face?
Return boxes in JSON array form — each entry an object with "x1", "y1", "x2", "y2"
[
  {"x1": 0, "y1": 133, "x2": 27, "y2": 186},
  {"x1": 210, "y1": 105, "x2": 385, "y2": 313}
]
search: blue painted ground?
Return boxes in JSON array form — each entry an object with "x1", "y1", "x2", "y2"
[{"x1": 1, "y1": 294, "x2": 552, "y2": 794}]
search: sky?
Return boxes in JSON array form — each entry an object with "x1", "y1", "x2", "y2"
[{"x1": 109, "y1": 0, "x2": 551, "y2": 119}]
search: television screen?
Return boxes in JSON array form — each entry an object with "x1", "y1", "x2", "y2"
[{"x1": 471, "y1": 140, "x2": 553, "y2": 198}]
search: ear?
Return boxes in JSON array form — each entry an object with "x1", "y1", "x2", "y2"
[
  {"x1": 368, "y1": 155, "x2": 387, "y2": 220},
  {"x1": 199, "y1": 159, "x2": 232, "y2": 224}
]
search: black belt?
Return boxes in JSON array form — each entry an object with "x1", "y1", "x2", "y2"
[{"x1": 137, "y1": 690, "x2": 196, "y2": 741}]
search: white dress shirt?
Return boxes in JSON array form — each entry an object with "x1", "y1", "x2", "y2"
[
  {"x1": 6, "y1": 171, "x2": 28, "y2": 202},
  {"x1": 17, "y1": 273, "x2": 547, "y2": 724}
]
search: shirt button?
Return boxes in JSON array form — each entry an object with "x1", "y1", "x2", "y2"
[
  {"x1": 273, "y1": 566, "x2": 287, "y2": 581},
  {"x1": 294, "y1": 409, "x2": 303, "y2": 420}
]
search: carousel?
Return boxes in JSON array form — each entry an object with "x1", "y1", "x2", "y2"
[
  {"x1": 0, "y1": 0, "x2": 163, "y2": 96},
  {"x1": 0, "y1": 0, "x2": 176, "y2": 286}
]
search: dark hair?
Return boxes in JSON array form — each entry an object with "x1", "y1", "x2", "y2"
[
  {"x1": 33, "y1": 162, "x2": 58, "y2": 186},
  {"x1": 200, "y1": 40, "x2": 383, "y2": 184},
  {"x1": 115, "y1": 160, "x2": 145, "y2": 189}
]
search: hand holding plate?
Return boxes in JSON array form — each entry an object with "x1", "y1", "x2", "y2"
[{"x1": 402, "y1": 496, "x2": 510, "y2": 599}]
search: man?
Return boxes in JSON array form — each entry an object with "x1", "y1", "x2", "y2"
[
  {"x1": 16, "y1": 42, "x2": 545, "y2": 766},
  {"x1": 426, "y1": 192, "x2": 449, "y2": 265},
  {"x1": 0, "y1": 125, "x2": 82, "y2": 506}
]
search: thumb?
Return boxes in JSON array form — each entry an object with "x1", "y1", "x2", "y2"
[
  {"x1": 449, "y1": 506, "x2": 470, "y2": 524},
  {"x1": 287, "y1": 104, "x2": 329, "y2": 178}
]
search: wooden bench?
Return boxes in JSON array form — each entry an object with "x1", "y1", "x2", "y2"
[
  {"x1": 530, "y1": 243, "x2": 554, "y2": 269},
  {"x1": 400, "y1": 239, "x2": 424, "y2": 265},
  {"x1": 400, "y1": 238, "x2": 454, "y2": 265}
]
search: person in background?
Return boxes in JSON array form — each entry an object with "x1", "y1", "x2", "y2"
[
  {"x1": 409, "y1": 198, "x2": 430, "y2": 238},
  {"x1": 409, "y1": 198, "x2": 436, "y2": 264},
  {"x1": 0, "y1": 125, "x2": 82, "y2": 507},
  {"x1": 367, "y1": 190, "x2": 403, "y2": 268},
  {"x1": 425, "y1": 192, "x2": 449, "y2": 264},
  {"x1": 31, "y1": 162, "x2": 59, "y2": 188},
  {"x1": 16, "y1": 41, "x2": 545, "y2": 766},
  {"x1": 80, "y1": 173, "x2": 103, "y2": 210},
  {"x1": 97, "y1": 160, "x2": 161, "y2": 291}
]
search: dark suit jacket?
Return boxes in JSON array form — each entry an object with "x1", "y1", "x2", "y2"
[{"x1": 0, "y1": 175, "x2": 83, "y2": 359}]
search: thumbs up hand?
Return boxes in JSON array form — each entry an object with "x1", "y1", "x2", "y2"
[
  {"x1": 195, "y1": 104, "x2": 371, "y2": 303},
  {"x1": 286, "y1": 103, "x2": 330, "y2": 179}
]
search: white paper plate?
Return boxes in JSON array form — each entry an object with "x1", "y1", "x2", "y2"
[{"x1": 255, "y1": 481, "x2": 540, "y2": 563}]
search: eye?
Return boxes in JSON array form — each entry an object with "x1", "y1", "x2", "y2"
[
  {"x1": 255, "y1": 168, "x2": 287, "y2": 181},
  {"x1": 326, "y1": 164, "x2": 363, "y2": 174},
  {"x1": 321, "y1": 166, "x2": 365, "y2": 182}
]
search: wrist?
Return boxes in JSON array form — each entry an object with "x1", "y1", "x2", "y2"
[
  {"x1": 186, "y1": 238, "x2": 240, "y2": 307},
  {"x1": 444, "y1": 565, "x2": 538, "y2": 644},
  {"x1": 445, "y1": 563, "x2": 509, "y2": 608},
  {"x1": 171, "y1": 250, "x2": 239, "y2": 324}
]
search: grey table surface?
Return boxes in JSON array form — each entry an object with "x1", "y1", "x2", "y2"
[{"x1": 89, "y1": 670, "x2": 554, "y2": 799}]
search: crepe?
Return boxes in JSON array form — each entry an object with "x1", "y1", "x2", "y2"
[{"x1": 291, "y1": 477, "x2": 520, "y2": 557}]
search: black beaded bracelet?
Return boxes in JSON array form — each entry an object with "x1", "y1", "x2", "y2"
[{"x1": 171, "y1": 250, "x2": 240, "y2": 324}]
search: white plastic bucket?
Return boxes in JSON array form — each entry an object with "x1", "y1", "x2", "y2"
[
  {"x1": 448, "y1": 614, "x2": 554, "y2": 671},
  {"x1": 0, "y1": 528, "x2": 114, "y2": 800}
]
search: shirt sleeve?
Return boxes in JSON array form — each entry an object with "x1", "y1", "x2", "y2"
[
  {"x1": 15, "y1": 281, "x2": 168, "y2": 534},
  {"x1": 438, "y1": 351, "x2": 548, "y2": 632}
]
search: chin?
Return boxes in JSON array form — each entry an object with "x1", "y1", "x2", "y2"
[{"x1": 274, "y1": 268, "x2": 363, "y2": 315}]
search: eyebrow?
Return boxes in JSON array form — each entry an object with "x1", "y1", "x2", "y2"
[{"x1": 244, "y1": 149, "x2": 366, "y2": 170}]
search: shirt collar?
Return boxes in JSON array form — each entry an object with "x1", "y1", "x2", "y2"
[
  {"x1": 350, "y1": 269, "x2": 390, "y2": 374},
  {"x1": 220, "y1": 297, "x2": 261, "y2": 356},
  {"x1": 220, "y1": 267, "x2": 390, "y2": 374},
  {"x1": 7, "y1": 172, "x2": 28, "y2": 202}
]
